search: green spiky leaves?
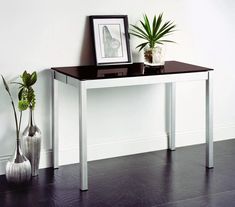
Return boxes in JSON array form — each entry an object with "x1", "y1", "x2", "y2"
[{"x1": 129, "y1": 13, "x2": 177, "y2": 51}]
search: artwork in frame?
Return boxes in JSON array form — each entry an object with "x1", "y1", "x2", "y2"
[{"x1": 90, "y1": 15, "x2": 132, "y2": 66}]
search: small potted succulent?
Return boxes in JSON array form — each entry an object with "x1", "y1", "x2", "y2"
[{"x1": 129, "y1": 13, "x2": 177, "y2": 65}]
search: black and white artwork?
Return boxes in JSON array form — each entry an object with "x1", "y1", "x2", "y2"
[
  {"x1": 90, "y1": 15, "x2": 132, "y2": 65},
  {"x1": 101, "y1": 25, "x2": 122, "y2": 58}
]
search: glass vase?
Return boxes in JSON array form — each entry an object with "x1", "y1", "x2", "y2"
[
  {"x1": 21, "y1": 107, "x2": 41, "y2": 176},
  {"x1": 144, "y1": 46, "x2": 165, "y2": 66}
]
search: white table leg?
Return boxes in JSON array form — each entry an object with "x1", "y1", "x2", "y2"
[
  {"x1": 52, "y1": 71, "x2": 59, "y2": 169},
  {"x1": 167, "y1": 82, "x2": 176, "y2": 151},
  {"x1": 206, "y1": 71, "x2": 214, "y2": 168},
  {"x1": 79, "y1": 81, "x2": 88, "y2": 191}
]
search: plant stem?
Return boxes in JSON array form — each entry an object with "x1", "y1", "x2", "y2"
[
  {"x1": 10, "y1": 99, "x2": 19, "y2": 140},
  {"x1": 1, "y1": 75, "x2": 20, "y2": 140},
  {"x1": 19, "y1": 111, "x2": 22, "y2": 136}
]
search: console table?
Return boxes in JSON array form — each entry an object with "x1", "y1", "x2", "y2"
[{"x1": 51, "y1": 61, "x2": 214, "y2": 191}]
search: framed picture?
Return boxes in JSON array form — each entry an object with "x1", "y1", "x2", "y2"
[{"x1": 90, "y1": 15, "x2": 132, "y2": 66}]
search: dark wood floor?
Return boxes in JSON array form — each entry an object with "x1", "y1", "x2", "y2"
[{"x1": 1, "y1": 139, "x2": 235, "y2": 207}]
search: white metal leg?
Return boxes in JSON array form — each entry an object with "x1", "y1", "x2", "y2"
[
  {"x1": 206, "y1": 71, "x2": 214, "y2": 168},
  {"x1": 167, "y1": 82, "x2": 176, "y2": 151},
  {"x1": 52, "y1": 71, "x2": 59, "y2": 169},
  {"x1": 79, "y1": 81, "x2": 88, "y2": 191}
]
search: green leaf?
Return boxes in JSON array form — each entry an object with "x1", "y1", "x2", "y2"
[
  {"x1": 27, "y1": 87, "x2": 35, "y2": 104},
  {"x1": 129, "y1": 31, "x2": 148, "y2": 40},
  {"x1": 21, "y1": 70, "x2": 31, "y2": 87},
  {"x1": 130, "y1": 24, "x2": 149, "y2": 39},
  {"x1": 159, "y1": 40, "x2": 176, "y2": 43},
  {"x1": 143, "y1": 14, "x2": 151, "y2": 37},
  {"x1": 155, "y1": 25, "x2": 176, "y2": 42},
  {"x1": 136, "y1": 42, "x2": 149, "y2": 51},
  {"x1": 152, "y1": 15, "x2": 157, "y2": 35},
  {"x1": 153, "y1": 13, "x2": 163, "y2": 36},
  {"x1": 2, "y1": 75, "x2": 19, "y2": 137},
  {"x1": 21, "y1": 71, "x2": 27, "y2": 83},
  {"x1": 11, "y1": 82, "x2": 25, "y2": 87},
  {"x1": 156, "y1": 21, "x2": 176, "y2": 38},
  {"x1": 157, "y1": 21, "x2": 171, "y2": 35},
  {"x1": 18, "y1": 88, "x2": 24, "y2": 100},
  {"x1": 21, "y1": 71, "x2": 27, "y2": 79},
  {"x1": 18, "y1": 99, "x2": 29, "y2": 111},
  {"x1": 29, "y1": 71, "x2": 37, "y2": 86},
  {"x1": 1, "y1": 75, "x2": 10, "y2": 93}
]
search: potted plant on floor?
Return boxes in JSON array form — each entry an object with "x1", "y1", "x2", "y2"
[
  {"x1": 16, "y1": 71, "x2": 41, "y2": 177},
  {"x1": 1, "y1": 75, "x2": 31, "y2": 184},
  {"x1": 129, "y1": 13, "x2": 177, "y2": 65}
]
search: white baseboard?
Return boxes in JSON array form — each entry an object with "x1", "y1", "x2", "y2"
[
  {"x1": 214, "y1": 123, "x2": 235, "y2": 141},
  {"x1": 0, "y1": 155, "x2": 11, "y2": 175},
  {"x1": 0, "y1": 124, "x2": 235, "y2": 175},
  {"x1": 57, "y1": 123, "x2": 235, "y2": 166},
  {"x1": 59, "y1": 133, "x2": 168, "y2": 166}
]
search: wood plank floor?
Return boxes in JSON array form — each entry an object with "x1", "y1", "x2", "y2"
[{"x1": 1, "y1": 139, "x2": 235, "y2": 207}]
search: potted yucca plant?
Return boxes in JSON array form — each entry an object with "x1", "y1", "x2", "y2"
[{"x1": 129, "y1": 13, "x2": 176, "y2": 65}]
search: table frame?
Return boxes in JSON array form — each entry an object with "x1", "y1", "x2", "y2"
[{"x1": 51, "y1": 69, "x2": 213, "y2": 191}]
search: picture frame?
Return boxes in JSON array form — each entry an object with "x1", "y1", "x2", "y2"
[{"x1": 90, "y1": 15, "x2": 132, "y2": 66}]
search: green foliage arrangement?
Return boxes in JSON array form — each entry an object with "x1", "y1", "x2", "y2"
[
  {"x1": 16, "y1": 71, "x2": 37, "y2": 111},
  {"x1": 129, "y1": 13, "x2": 177, "y2": 51},
  {"x1": 1, "y1": 71, "x2": 37, "y2": 139}
]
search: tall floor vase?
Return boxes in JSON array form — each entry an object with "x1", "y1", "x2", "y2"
[
  {"x1": 6, "y1": 138, "x2": 31, "y2": 184},
  {"x1": 21, "y1": 107, "x2": 41, "y2": 176}
]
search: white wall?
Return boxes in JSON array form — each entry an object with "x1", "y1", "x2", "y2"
[{"x1": 0, "y1": 0, "x2": 235, "y2": 174}]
